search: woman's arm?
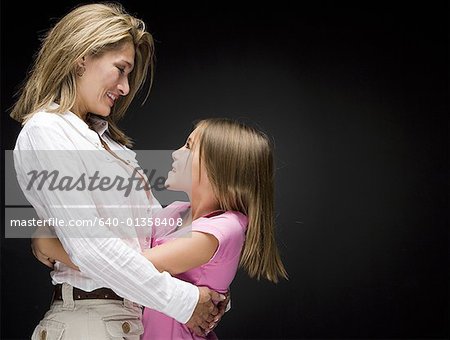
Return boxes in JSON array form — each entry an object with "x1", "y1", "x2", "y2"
[
  {"x1": 31, "y1": 228, "x2": 228, "y2": 333},
  {"x1": 16, "y1": 122, "x2": 208, "y2": 324},
  {"x1": 142, "y1": 232, "x2": 219, "y2": 275}
]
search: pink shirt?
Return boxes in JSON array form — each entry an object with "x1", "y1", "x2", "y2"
[{"x1": 142, "y1": 202, "x2": 248, "y2": 339}]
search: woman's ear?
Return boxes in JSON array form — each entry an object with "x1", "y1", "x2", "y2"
[
  {"x1": 76, "y1": 56, "x2": 86, "y2": 68},
  {"x1": 75, "y1": 56, "x2": 86, "y2": 77}
]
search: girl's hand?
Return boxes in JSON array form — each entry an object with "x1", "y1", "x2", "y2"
[
  {"x1": 31, "y1": 238, "x2": 56, "y2": 268},
  {"x1": 30, "y1": 236, "x2": 79, "y2": 271}
]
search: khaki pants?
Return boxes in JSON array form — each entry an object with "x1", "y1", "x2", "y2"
[{"x1": 31, "y1": 283, "x2": 144, "y2": 340}]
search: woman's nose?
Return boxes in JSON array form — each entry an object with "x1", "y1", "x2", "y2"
[{"x1": 118, "y1": 77, "x2": 130, "y2": 96}]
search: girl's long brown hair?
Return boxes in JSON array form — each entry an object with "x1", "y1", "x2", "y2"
[{"x1": 195, "y1": 118, "x2": 288, "y2": 283}]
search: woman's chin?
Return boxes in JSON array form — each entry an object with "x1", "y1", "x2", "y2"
[{"x1": 92, "y1": 104, "x2": 112, "y2": 117}]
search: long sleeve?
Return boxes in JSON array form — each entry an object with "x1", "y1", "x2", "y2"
[{"x1": 14, "y1": 121, "x2": 198, "y2": 323}]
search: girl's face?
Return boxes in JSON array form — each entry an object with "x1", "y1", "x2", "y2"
[
  {"x1": 165, "y1": 128, "x2": 202, "y2": 194},
  {"x1": 73, "y1": 41, "x2": 135, "y2": 118}
]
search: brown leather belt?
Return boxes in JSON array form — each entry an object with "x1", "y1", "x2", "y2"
[{"x1": 53, "y1": 284, "x2": 123, "y2": 301}]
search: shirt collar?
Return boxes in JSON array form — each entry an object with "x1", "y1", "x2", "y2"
[
  {"x1": 87, "y1": 114, "x2": 109, "y2": 136},
  {"x1": 50, "y1": 102, "x2": 109, "y2": 137}
]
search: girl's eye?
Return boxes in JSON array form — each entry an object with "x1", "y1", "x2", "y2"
[
  {"x1": 185, "y1": 142, "x2": 190, "y2": 149},
  {"x1": 117, "y1": 67, "x2": 125, "y2": 74}
]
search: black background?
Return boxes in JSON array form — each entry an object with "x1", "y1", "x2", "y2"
[{"x1": 1, "y1": 1, "x2": 448, "y2": 339}]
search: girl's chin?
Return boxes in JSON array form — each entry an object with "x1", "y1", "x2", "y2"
[{"x1": 164, "y1": 182, "x2": 183, "y2": 192}]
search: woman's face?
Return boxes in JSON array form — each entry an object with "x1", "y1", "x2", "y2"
[
  {"x1": 74, "y1": 41, "x2": 135, "y2": 118},
  {"x1": 165, "y1": 128, "x2": 202, "y2": 193}
]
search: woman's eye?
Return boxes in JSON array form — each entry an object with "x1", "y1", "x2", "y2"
[{"x1": 117, "y1": 67, "x2": 125, "y2": 74}]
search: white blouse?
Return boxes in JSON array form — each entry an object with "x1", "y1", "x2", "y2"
[{"x1": 13, "y1": 106, "x2": 198, "y2": 323}]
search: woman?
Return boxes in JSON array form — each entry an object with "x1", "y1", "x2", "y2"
[
  {"x1": 12, "y1": 3, "x2": 224, "y2": 339},
  {"x1": 35, "y1": 118, "x2": 289, "y2": 339}
]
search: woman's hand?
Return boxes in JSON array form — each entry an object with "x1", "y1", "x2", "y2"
[
  {"x1": 186, "y1": 287, "x2": 225, "y2": 336},
  {"x1": 204, "y1": 290, "x2": 230, "y2": 335}
]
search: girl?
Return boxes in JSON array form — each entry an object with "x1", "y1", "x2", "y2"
[{"x1": 33, "y1": 117, "x2": 288, "y2": 339}]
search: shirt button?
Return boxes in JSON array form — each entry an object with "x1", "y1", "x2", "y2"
[
  {"x1": 122, "y1": 321, "x2": 131, "y2": 334},
  {"x1": 40, "y1": 329, "x2": 47, "y2": 340}
]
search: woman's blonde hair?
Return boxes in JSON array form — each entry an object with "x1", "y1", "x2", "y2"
[
  {"x1": 9, "y1": 2, "x2": 155, "y2": 147},
  {"x1": 195, "y1": 118, "x2": 288, "y2": 283}
]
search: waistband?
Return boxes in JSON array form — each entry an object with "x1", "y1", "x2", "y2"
[{"x1": 53, "y1": 283, "x2": 123, "y2": 301}]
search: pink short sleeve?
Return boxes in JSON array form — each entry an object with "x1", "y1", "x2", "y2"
[{"x1": 191, "y1": 211, "x2": 248, "y2": 263}]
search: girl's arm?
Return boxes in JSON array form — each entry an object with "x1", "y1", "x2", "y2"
[
  {"x1": 142, "y1": 232, "x2": 219, "y2": 275},
  {"x1": 31, "y1": 231, "x2": 218, "y2": 275},
  {"x1": 31, "y1": 237, "x2": 79, "y2": 270}
]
